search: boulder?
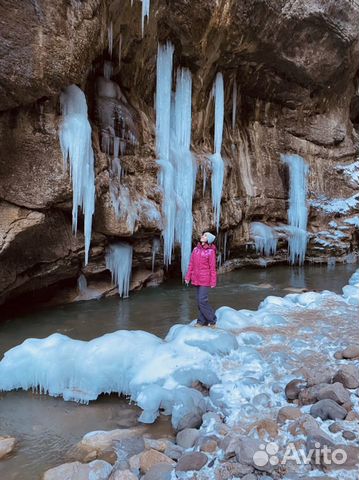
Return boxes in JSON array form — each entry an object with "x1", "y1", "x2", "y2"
[
  {"x1": 109, "y1": 470, "x2": 138, "y2": 480},
  {"x1": 342, "y1": 430, "x2": 356, "y2": 441},
  {"x1": 285, "y1": 379, "x2": 307, "y2": 400},
  {"x1": 333, "y1": 365, "x2": 359, "y2": 389},
  {"x1": 139, "y1": 449, "x2": 174, "y2": 474},
  {"x1": 310, "y1": 399, "x2": 347, "y2": 421},
  {"x1": 277, "y1": 406, "x2": 302, "y2": 424},
  {"x1": 194, "y1": 435, "x2": 218, "y2": 453},
  {"x1": 175, "y1": 452, "x2": 208, "y2": 472},
  {"x1": 141, "y1": 463, "x2": 174, "y2": 480},
  {"x1": 341, "y1": 344, "x2": 359, "y2": 359},
  {"x1": 316, "y1": 382, "x2": 351, "y2": 405},
  {"x1": 0, "y1": 436, "x2": 16, "y2": 459},
  {"x1": 176, "y1": 428, "x2": 200, "y2": 449},
  {"x1": 43, "y1": 460, "x2": 112, "y2": 480},
  {"x1": 235, "y1": 437, "x2": 274, "y2": 473}
]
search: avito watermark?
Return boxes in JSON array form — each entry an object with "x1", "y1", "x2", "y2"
[{"x1": 253, "y1": 441, "x2": 347, "y2": 467}]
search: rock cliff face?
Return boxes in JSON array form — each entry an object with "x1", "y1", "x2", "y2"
[{"x1": 0, "y1": 0, "x2": 358, "y2": 307}]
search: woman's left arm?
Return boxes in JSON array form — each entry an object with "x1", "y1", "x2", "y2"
[{"x1": 209, "y1": 250, "x2": 217, "y2": 288}]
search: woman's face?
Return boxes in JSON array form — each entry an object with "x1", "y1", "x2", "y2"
[{"x1": 200, "y1": 233, "x2": 208, "y2": 243}]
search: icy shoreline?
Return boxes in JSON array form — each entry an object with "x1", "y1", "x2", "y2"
[{"x1": 0, "y1": 269, "x2": 358, "y2": 478}]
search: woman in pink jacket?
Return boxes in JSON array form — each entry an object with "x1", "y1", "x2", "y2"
[{"x1": 185, "y1": 232, "x2": 217, "y2": 327}]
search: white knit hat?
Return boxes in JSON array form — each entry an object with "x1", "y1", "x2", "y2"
[{"x1": 204, "y1": 232, "x2": 216, "y2": 244}]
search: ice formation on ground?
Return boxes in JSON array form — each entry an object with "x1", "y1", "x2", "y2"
[
  {"x1": 59, "y1": 85, "x2": 95, "y2": 265},
  {"x1": 250, "y1": 222, "x2": 278, "y2": 256},
  {"x1": 210, "y1": 73, "x2": 225, "y2": 231},
  {"x1": 1, "y1": 268, "x2": 357, "y2": 444},
  {"x1": 105, "y1": 243, "x2": 133, "y2": 297},
  {"x1": 281, "y1": 154, "x2": 309, "y2": 265}
]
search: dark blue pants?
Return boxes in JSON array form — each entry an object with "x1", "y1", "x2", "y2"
[{"x1": 196, "y1": 286, "x2": 216, "y2": 325}]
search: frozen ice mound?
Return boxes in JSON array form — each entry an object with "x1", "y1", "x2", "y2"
[
  {"x1": 0, "y1": 326, "x2": 238, "y2": 428},
  {"x1": 343, "y1": 269, "x2": 359, "y2": 305}
]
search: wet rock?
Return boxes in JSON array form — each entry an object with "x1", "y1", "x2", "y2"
[
  {"x1": 143, "y1": 438, "x2": 172, "y2": 453},
  {"x1": 128, "y1": 453, "x2": 141, "y2": 472},
  {"x1": 214, "y1": 461, "x2": 253, "y2": 479},
  {"x1": 289, "y1": 414, "x2": 321, "y2": 437},
  {"x1": 219, "y1": 433, "x2": 240, "y2": 460},
  {"x1": 328, "y1": 422, "x2": 343, "y2": 434},
  {"x1": 139, "y1": 449, "x2": 174, "y2": 474},
  {"x1": 333, "y1": 365, "x2": 359, "y2": 389},
  {"x1": 141, "y1": 462, "x2": 174, "y2": 480},
  {"x1": 298, "y1": 383, "x2": 328, "y2": 405},
  {"x1": 285, "y1": 379, "x2": 307, "y2": 400},
  {"x1": 345, "y1": 410, "x2": 359, "y2": 421},
  {"x1": 175, "y1": 452, "x2": 208, "y2": 472},
  {"x1": 342, "y1": 430, "x2": 356, "y2": 441},
  {"x1": 305, "y1": 367, "x2": 334, "y2": 387},
  {"x1": 247, "y1": 419, "x2": 278, "y2": 439},
  {"x1": 0, "y1": 436, "x2": 16, "y2": 459},
  {"x1": 176, "y1": 428, "x2": 200, "y2": 449},
  {"x1": 235, "y1": 437, "x2": 274, "y2": 473},
  {"x1": 341, "y1": 344, "x2": 359, "y2": 359},
  {"x1": 164, "y1": 444, "x2": 184, "y2": 461},
  {"x1": 310, "y1": 399, "x2": 347, "y2": 420},
  {"x1": 241, "y1": 474, "x2": 257, "y2": 480},
  {"x1": 43, "y1": 460, "x2": 112, "y2": 480},
  {"x1": 195, "y1": 435, "x2": 218, "y2": 453},
  {"x1": 72, "y1": 427, "x2": 146, "y2": 464},
  {"x1": 334, "y1": 351, "x2": 343, "y2": 360},
  {"x1": 277, "y1": 406, "x2": 302, "y2": 424},
  {"x1": 109, "y1": 470, "x2": 138, "y2": 480},
  {"x1": 316, "y1": 382, "x2": 351, "y2": 405}
]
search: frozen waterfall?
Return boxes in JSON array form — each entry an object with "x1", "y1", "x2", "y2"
[
  {"x1": 59, "y1": 84, "x2": 95, "y2": 265},
  {"x1": 172, "y1": 68, "x2": 197, "y2": 277},
  {"x1": 156, "y1": 42, "x2": 175, "y2": 266},
  {"x1": 141, "y1": 0, "x2": 150, "y2": 37},
  {"x1": 281, "y1": 154, "x2": 309, "y2": 265},
  {"x1": 156, "y1": 44, "x2": 197, "y2": 276},
  {"x1": 210, "y1": 73, "x2": 225, "y2": 231},
  {"x1": 105, "y1": 243, "x2": 133, "y2": 298},
  {"x1": 250, "y1": 222, "x2": 278, "y2": 257}
]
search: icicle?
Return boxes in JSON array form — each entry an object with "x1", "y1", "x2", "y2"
[
  {"x1": 108, "y1": 21, "x2": 113, "y2": 58},
  {"x1": 77, "y1": 274, "x2": 87, "y2": 293},
  {"x1": 223, "y1": 231, "x2": 228, "y2": 262},
  {"x1": 250, "y1": 222, "x2": 278, "y2": 257},
  {"x1": 209, "y1": 73, "x2": 225, "y2": 231},
  {"x1": 281, "y1": 154, "x2": 309, "y2": 265},
  {"x1": 118, "y1": 34, "x2": 123, "y2": 69},
  {"x1": 103, "y1": 61, "x2": 113, "y2": 81},
  {"x1": 106, "y1": 243, "x2": 133, "y2": 298},
  {"x1": 156, "y1": 42, "x2": 175, "y2": 266},
  {"x1": 232, "y1": 77, "x2": 237, "y2": 130},
  {"x1": 172, "y1": 67, "x2": 197, "y2": 277},
  {"x1": 141, "y1": 0, "x2": 150, "y2": 37},
  {"x1": 151, "y1": 237, "x2": 160, "y2": 272},
  {"x1": 59, "y1": 85, "x2": 95, "y2": 265}
]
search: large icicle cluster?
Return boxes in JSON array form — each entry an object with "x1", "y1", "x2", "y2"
[
  {"x1": 156, "y1": 42, "x2": 175, "y2": 266},
  {"x1": 281, "y1": 154, "x2": 309, "y2": 265},
  {"x1": 210, "y1": 73, "x2": 225, "y2": 231},
  {"x1": 250, "y1": 222, "x2": 278, "y2": 256},
  {"x1": 105, "y1": 243, "x2": 133, "y2": 298},
  {"x1": 156, "y1": 43, "x2": 197, "y2": 275},
  {"x1": 59, "y1": 85, "x2": 95, "y2": 265},
  {"x1": 172, "y1": 68, "x2": 197, "y2": 277}
]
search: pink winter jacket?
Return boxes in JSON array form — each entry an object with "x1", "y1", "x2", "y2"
[{"x1": 185, "y1": 243, "x2": 217, "y2": 288}]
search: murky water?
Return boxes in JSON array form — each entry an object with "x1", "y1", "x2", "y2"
[{"x1": 0, "y1": 264, "x2": 356, "y2": 479}]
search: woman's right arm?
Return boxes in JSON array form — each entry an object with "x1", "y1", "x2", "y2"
[{"x1": 185, "y1": 250, "x2": 194, "y2": 283}]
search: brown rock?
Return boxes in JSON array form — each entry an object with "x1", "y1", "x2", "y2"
[
  {"x1": 285, "y1": 379, "x2": 307, "y2": 400},
  {"x1": 42, "y1": 460, "x2": 112, "y2": 480},
  {"x1": 175, "y1": 452, "x2": 208, "y2": 472},
  {"x1": 341, "y1": 344, "x2": 359, "y2": 359},
  {"x1": 333, "y1": 365, "x2": 359, "y2": 389},
  {"x1": 109, "y1": 470, "x2": 138, "y2": 480},
  {"x1": 316, "y1": 382, "x2": 351, "y2": 405},
  {"x1": 342, "y1": 430, "x2": 356, "y2": 441},
  {"x1": 277, "y1": 406, "x2": 302, "y2": 424},
  {"x1": 139, "y1": 449, "x2": 174, "y2": 474},
  {"x1": 195, "y1": 435, "x2": 218, "y2": 453}
]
